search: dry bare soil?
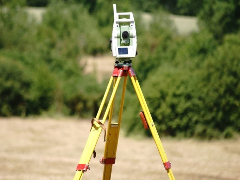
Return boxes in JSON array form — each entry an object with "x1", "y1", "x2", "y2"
[{"x1": 0, "y1": 118, "x2": 240, "y2": 180}]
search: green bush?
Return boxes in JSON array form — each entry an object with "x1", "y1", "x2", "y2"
[
  {"x1": 0, "y1": 7, "x2": 36, "y2": 50},
  {"x1": 0, "y1": 53, "x2": 56, "y2": 116},
  {"x1": 39, "y1": 2, "x2": 107, "y2": 56},
  {"x1": 123, "y1": 32, "x2": 240, "y2": 139},
  {"x1": 26, "y1": 63, "x2": 57, "y2": 115},
  {"x1": 26, "y1": 0, "x2": 49, "y2": 7},
  {"x1": 198, "y1": 0, "x2": 240, "y2": 40},
  {"x1": 0, "y1": 1, "x2": 239, "y2": 140},
  {"x1": 177, "y1": 0, "x2": 204, "y2": 16},
  {"x1": 197, "y1": 33, "x2": 240, "y2": 138},
  {"x1": 133, "y1": 10, "x2": 176, "y2": 81},
  {"x1": 0, "y1": 56, "x2": 31, "y2": 116},
  {"x1": 0, "y1": 4, "x2": 107, "y2": 117}
]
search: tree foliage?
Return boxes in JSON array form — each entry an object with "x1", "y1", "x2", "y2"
[
  {"x1": 0, "y1": 3, "x2": 106, "y2": 116},
  {"x1": 123, "y1": 30, "x2": 240, "y2": 139},
  {"x1": 0, "y1": 1, "x2": 239, "y2": 139},
  {"x1": 198, "y1": 0, "x2": 240, "y2": 40},
  {"x1": 177, "y1": 0, "x2": 204, "y2": 16}
]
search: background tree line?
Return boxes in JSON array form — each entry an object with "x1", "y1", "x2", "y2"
[{"x1": 0, "y1": 0, "x2": 239, "y2": 139}]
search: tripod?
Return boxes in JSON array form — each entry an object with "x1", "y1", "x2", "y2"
[{"x1": 73, "y1": 64, "x2": 175, "y2": 180}]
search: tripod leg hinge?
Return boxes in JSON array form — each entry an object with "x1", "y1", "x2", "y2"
[
  {"x1": 112, "y1": 67, "x2": 128, "y2": 77},
  {"x1": 76, "y1": 164, "x2": 90, "y2": 172},
  {"x1": 128, "y1": 67, "x2": 136, "y2": 77},
  {"x1": 99, "y1": 157, "x2": 116, "y2": 164},
  {"x1": 163, "y1": 161, "x2": 171, "y2": 170}
]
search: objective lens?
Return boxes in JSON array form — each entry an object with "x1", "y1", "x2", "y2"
[{"x1": 122, "y1": 31, "x2": 129, "y2": 38}]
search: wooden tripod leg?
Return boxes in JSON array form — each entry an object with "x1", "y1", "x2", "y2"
[
  {"x1": 130, "y1": 75, "x2": 175, "y2": 180},
  {"x1": 102, "y1": 76, "x2": 128, "y2": 180},
  {"x1": 73, "y1": 76, "x2": 121, "y2": 180}
]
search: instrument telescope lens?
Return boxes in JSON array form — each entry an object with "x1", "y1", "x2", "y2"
[{"x1": 122, "y1": 31, "x2": 129, "y2": 38}]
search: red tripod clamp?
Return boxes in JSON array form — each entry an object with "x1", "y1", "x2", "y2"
[
  {"x1": 139, "y1": 111, "x2": 149, "y2": 130},
  {"x1": 99, "y1": 157, "x2": 116, "y2": 164},
  {"x1": 163, "y1": 161, "x2": 171, "y2": 170},
  {"x1": 76, "y1": 164, "x2": 90, "y2": 172}
]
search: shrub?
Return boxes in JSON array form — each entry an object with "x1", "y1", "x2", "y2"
[
  {"x1": 133, "y1": 10, "x2": 176, "y2": 81},
  {"x1": 0, "y1": 56, "x2": 31, "y2": 116},
  {"x1": 0, "y1": 6, "x2": 37, "y2": 50},
  {"x1": 0, "y1": 51, "x2": 58, "y2": 116},
  {"x1": 0, "y1": 3, "x2": 110, "y2": 117},
  {"x1": 123, "y1": 31, "x2": 240, "y2": 139},
  {"x1": 198, "y1": 0, "x2": 240, "y2": 40},
  {"x1": 40, "y1": 2, "x2": 107, "y2": 56},
  {"x1": 197, "y1": 32, "x2": 240, "y2": 138},
  {"x1": 177, "y1": 0, "x2": 204, "y2": 16}
]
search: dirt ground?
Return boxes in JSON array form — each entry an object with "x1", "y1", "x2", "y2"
[{"x1": 0, "y1": 117, "x2": 239, "y2": 180}]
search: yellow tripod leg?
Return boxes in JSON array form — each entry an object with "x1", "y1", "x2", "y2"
[
  {"x1": 96, "y1": 76, "x2": 114, "y2": 119},
  {"x1": 73, "y1": 76, "x2": 121, "y2": 180},
  {"x1": 130, "y1": 75, "x2": 175, "y2": 180},
  {"x1": 108, "y1": 77, "x2": 118, "y2": 125},
  {"x1": 102, "y1": 76, "x2": 128, "y2": 180}
]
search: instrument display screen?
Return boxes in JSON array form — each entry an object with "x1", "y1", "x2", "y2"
[{"x1": 118, "y1": 48, "x2": 128, "y2": 55}]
